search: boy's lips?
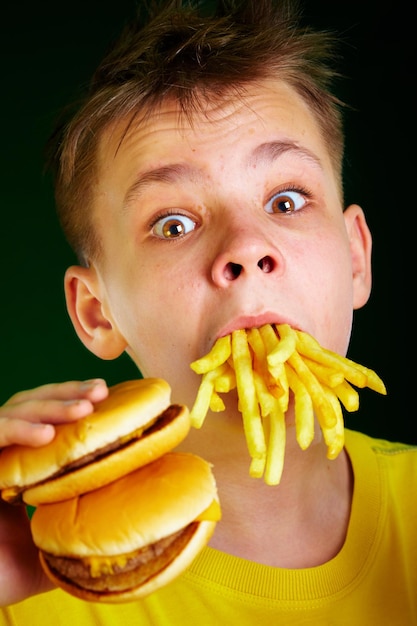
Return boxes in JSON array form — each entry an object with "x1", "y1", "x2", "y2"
[{"x1": 217, "y1": 313, "x2": 297, "y2": 339}]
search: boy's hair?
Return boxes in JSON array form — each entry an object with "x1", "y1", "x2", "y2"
[{"x1": 48, "y1": 0, "x2": 344, "y2": 266}]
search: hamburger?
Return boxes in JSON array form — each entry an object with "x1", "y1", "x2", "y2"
[
  {"x1": 0, "y1": 378, "x2": 190, "y2": 505},
  {"x1": 30, "y1": 452, "x2": 220, "y2": 602}
]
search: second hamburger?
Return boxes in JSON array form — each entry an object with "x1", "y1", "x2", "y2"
[{"x1": 31, "y1": 452, "x2": 220, "y2": 602}]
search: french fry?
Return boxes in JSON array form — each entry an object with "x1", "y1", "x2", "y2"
[
  {"x1": 301, "y1": 357, "x2": 345, "y2": 388},
  {"x1": 264, "y1": 400, "x2": 286, "y2": 485},
  {"x1": 259, "y1": 325, "x2": 289, "y2": 409},
  {"x1": 259, "y1": 324, "x2": 282, "y2": 379},
  {"x1": 267, "y1": 323, "x2": 296, "y2": 366},
  {"x1": 285, "y1": 363, "x2": 315, "y2": 450},
  {"x1": 276, "y1": 364, "x2": 290, "y2": 414},
  {"x1": 190, "y1": 335, "x2": 231, "y2": 374},
  {"x1": 247, "y1": 327, "x2": 267, "y2": 368},
  {"x1": 189, "y1": 323, "x2": 386, "y2": 485},
  {"x1": 332, "y1": 379, "x2": 359, "y2": 412},
  {"x1": 287, "y1": 350, "x2": 337, "y2": 429},
  {"x1": 231, "y1": 330, "x2": 266, "y2": 462},
  {"x1": 259, "y1": 323, "x2": 280, "y2": 353},
  {"x1": 344, "y1": 361, "x2": 386, "y2": 395},
  {"x1": 213, "y1": 362, "x2": 236, "y2": 394},
  {"x1": 253, "y1": 369, "x2": 277, "y2": 417},
  {"x1": 321, "y1": 386, "x2": 345, "y2": 460},
  {"x1": 209, "y1": 390, "x2": 226, "y2": 412},
  {"x1": 295, "y1": 330, "x2": 368, "y2": 389},
  {"x1": 247, "y1": 327, "x2": 282, "y2": 399},
  {"x1": 249, "y1": 455, "x2": 266, "y2": 479},
  {"x1": 189, "y1": 370, "x2": 217, "y2": 428}
]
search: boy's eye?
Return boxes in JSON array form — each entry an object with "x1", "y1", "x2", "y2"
[
  {"x1": 264, "y1": 189, "x2": 306, "y2": 214},
  {"x1": 152, "y1": 213, "x2": 197, "y2": 239}
]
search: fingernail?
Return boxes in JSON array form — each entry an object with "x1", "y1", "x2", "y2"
[
  {"x1": 63, "y1": 399, "x2": 86, "y2": 406},
  {"x1": 30, "y1": 423, "x2": 54, "y2": 430},
  {"x1": 80, "y1": 378, "x2": 105, "y2": 391}
]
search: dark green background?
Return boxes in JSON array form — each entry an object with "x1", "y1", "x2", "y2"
[{"x1": 1, "y1": 2, "x2": 415, "y2": 444}]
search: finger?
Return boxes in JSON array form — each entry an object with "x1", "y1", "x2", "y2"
[
  {"x1": 0, "y1": 396, "x2": 101, "y2": 425},
  {"x1": 0, "y1": 418, "x2": 56, "y2": 447},
  {"x1": 0, "y1": 381, "x2": 109, "y2": 447},
  {"x1": 4, "y1": 379, "x2": 108, "y2": 407}
]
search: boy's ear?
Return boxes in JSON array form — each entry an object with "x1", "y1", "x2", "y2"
[
  {"x1": 64, "y1": 265, "x2": 127, "y2": 360},
  {"x1": 343, "y1": 204, "x2": 373, "y2": 310}
]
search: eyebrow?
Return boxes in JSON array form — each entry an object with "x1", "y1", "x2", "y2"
[
  {"x1": 248, "y1": 140, "x2": 323, "y2": 169},
  {"x1": 123, "y1": 140, "x2": 322, "y2": 209},
  {"x1": 123, "y1": 163, "x2": 203, "y2": 210}
]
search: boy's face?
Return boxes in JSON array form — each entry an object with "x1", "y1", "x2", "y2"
[{"x1": 66, "y1": 79, "x2": 371, "y2": 408}]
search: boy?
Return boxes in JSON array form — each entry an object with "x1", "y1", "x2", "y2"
[{"x1": 1, "y1": 0, "x2": 416, "y2": 623}]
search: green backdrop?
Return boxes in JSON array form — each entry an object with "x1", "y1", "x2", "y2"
[{"x1": 1, "y1": 1, "x2": 415, "y2": 444}]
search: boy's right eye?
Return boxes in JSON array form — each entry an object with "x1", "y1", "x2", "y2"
[{"x1": 151, "y1": 213, "x2": 197, "y2": 239}]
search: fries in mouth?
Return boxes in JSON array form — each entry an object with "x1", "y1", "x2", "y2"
[{"x1": 189, "y1": 324, "x2": 386, "y2": 485}]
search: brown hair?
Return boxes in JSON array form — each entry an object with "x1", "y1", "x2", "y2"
[{"x1": 48, "y1": 0, "x2": 345, "y2": 265}]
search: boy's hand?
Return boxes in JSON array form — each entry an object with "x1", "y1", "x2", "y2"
[
  {"x1": 0, "y1": 497, "x2": 54, "y2": 606},
  {"x1": 0, "y1": 379, "x2": 109, "y2": 606},
  {"x1": 0, "y1": 379, "x2": 109, "y2": 448}
]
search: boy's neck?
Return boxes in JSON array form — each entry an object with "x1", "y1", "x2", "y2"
[{"x1": 179, "y1": 413, "x2": 353, "y2": 568}]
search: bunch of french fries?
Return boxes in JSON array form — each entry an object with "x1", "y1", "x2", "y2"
[{"x1": 189, "y1": 323, "x2": 386, "y2": 485}]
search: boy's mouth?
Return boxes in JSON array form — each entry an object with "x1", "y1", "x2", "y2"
[{"x1": 217, "y1": 312, "x2": 298, "y2": 340}]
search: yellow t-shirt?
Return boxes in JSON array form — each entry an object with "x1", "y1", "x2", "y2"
[{"x1": 1, "y1": 429, "x2": 416, "y2": 625}]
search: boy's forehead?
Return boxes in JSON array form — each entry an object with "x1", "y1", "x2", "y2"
[{"x1": 97, "y1": 79, "x2": 329, "y2": 169}]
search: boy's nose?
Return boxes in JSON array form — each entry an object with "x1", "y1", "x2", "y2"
[
  {"x1": 223, "y1": 255, "x2": 275, "y2": 280},
  {"x1": 210, "y1": 227, "x2": 283, "y2": 286}
]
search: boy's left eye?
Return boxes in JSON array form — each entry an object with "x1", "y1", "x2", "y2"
[
  {"x1": 264, "y1": 189, "x2": 306, "y2": 214},
  {"x1": 152, "y1": 213, "x2": 197, "y2": 239}
]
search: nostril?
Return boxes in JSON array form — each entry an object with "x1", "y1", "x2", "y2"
[
  {"x1": 224, "y1": 262, "x2": 243, "y2": 281},
  {"x1": 257, "y1": 255, "x2": 274, "y2": 273}
]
